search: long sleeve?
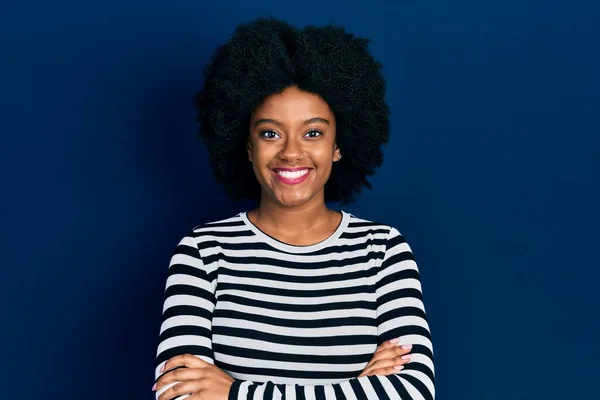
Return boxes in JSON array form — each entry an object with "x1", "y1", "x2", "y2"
[
  {"x1": 154, "y1": 234, "x2": 217, "y2": 400},
  {"x1": 227, "y1": 227, "x2": 435, "y2": 400}
]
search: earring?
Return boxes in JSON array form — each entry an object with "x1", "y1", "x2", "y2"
[{"x1": 337, "y1": 153, "x2": 342, "y2": 160}]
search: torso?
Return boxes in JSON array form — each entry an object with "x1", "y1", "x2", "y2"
[{"x1": 195, "y1": 211, "x2": 391, "y2": 385}]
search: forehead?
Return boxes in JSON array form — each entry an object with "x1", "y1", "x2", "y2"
[{"x1": 253, "y1": 86, "x2": 334, "y2": 120}]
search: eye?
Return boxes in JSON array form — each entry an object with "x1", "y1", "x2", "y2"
[
  {"x1": 259, "y1": 130, "x2": 280, "y2": 139},
  {"x1": 304, "y1": 130, "x2": 323, "y2": 138}
]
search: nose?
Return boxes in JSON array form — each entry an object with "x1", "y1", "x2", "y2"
[{"x1": 279, "y1": 137, "x2": 303, "y2": 163}]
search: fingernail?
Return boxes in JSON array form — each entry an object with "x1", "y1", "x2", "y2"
[
  {"x1": 389, "y1": 338, "x2": 399, "y2": 344},
  {"x1": 401, "y1": 354, "x2": 412, "y2": 360},
  {"x1": 394, "y1": 365, "x2": 404, "y2": 370},
  {"x1": 152, "y1": 383, "x2": 157, "y2": 391},
  {"x1": 160, "y1": 364, "x2": 165, "y2": 372},
  {"x1": 401, "y1": 344, "x2": 412, "y2": 350}
]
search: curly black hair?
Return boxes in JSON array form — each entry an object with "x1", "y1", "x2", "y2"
[{"x1": 194, "y1": 17, "x2": 390, "y2": 205}]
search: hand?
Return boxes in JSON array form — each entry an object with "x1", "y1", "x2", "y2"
[
  {"x1": 358, "y1": 338, "x2": 413, "y2": 377},
  {"x1": 153, "y1": 354, "x2": 234, "y2": 400}
]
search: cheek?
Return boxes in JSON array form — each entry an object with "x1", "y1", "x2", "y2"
[
  {"x1": 251, "y1": 146, "x2": 277, "y2": 176},
  {"x1": 314, "y1": 148, "x2": 336, "y2": 168}
]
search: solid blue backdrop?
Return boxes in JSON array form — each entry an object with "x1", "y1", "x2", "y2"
[{"x1": 1, "y1": 0, "x2": 598, "y2": 398}]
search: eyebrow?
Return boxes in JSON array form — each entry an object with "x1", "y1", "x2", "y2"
[{"x1": 254, "y1": 117, "x2": 330, "y2": 127}]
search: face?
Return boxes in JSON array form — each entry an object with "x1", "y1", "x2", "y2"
[{"x1": 247, "y1": 85, "x2": 341, "y2": 208}]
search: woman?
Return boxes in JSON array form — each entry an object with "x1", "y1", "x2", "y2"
[{"x1": 152, "y1": 18, "x2": 434, "y2": 400}]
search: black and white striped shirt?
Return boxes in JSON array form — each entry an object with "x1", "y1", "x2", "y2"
[{"x1": 155, "y1": 211, "x2": 435, "y2": 400}]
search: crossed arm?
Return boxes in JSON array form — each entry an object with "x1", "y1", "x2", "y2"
[{"x1": 154, "y1": 229, "x2": 435, "y2": 400}]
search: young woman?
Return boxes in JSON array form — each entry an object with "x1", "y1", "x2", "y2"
[{"x1": 152, "y1": 18, "x2": 435, "y2": 400}]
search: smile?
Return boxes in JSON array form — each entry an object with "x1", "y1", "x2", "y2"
[{"x1": 272, "y1": 168, "x2": 312, "y2": 184}]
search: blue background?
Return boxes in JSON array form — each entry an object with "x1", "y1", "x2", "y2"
[{"x1": 1, "y1": 0, "x2": 599, "y2": 398}]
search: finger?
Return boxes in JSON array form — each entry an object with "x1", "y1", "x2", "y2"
[
  {"x1": 364, "y1": 339, "x2": 401, "y2": 370},
  {"x1": 156, "y1": 367, "x2": 205, "y2": 392},
  {"x1": 376, "y1": 342, "x2": 412, "y2": 355},
  {"x1": 366, "y1": 346, "x2": 412, "y2": 369},
  {"x1": 359, "y1": 364, "x2": 404, "y2": 378},
  {"x1": 376, "y1": 346, "x2": 413, "y2": 360},
  {"x1": 374, "y1": 338, "x2": 400, "y2": 354},
  {"x1": 361, "y1": 364, "x2": 404, "y2": 377},
  {"x1": 158, "y1": 379, "x2": 203, "y2": 400},
  {"x1": 361, "y1": 355, "x2": 412, "y2": 376},
  {"x1": 162, "y1": 354, "x2": 209, "y2": 374},
  {"x1": 368, "y1": 366, "x2": 405, "y2": 376},
  {"x1": 363, "y1": 341, "x2": 413, "y2": 373}
]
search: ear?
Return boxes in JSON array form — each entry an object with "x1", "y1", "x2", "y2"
[
  {"x1": 333, "y1": 144, "x2": 341, "y2": 163},
  {"x1": 246, "y1": 137, "x2": 253, "y2": 162}
]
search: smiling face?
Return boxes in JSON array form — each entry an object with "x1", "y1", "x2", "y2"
[{"x1": 247, "y1": 85, "x2": 341, "y2": 208}]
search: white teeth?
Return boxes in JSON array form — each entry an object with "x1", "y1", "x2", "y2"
[{"x1": 277, "y1": 169, "x2": 309, "y2": 179}]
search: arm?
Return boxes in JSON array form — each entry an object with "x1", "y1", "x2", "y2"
[
  {"x1": 372, "y1": 228, "x2": 435, "y2": 399},
  {"x1": 228, "y1": 227, "x2": 435, "y2": 400},
  {"x1": 154, "y1": 233, "x2": 217, "y2": 400}
]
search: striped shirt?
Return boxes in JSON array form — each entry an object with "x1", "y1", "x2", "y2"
[{"x1": 155, "y1": 211, "x2": 435, "y2": 400}]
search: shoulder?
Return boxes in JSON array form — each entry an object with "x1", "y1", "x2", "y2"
[
  {"x1": 345, "y1": 212, "x2": 403, "y2": 239},
  {"x1": 346, "y1": 215, "x2": 420, "y2": 280},
  {"x1": 188, "y1": 213, "x2": 246, "y2": 235},
  {"x1": 344, "y1": 212, "x2": 412, "y2": 257},
  {"x1": 170, "y1": 213, "x2": 251, "y2": 270},
  {"x1": 174, "y1": 212, "x2": 249, "y2": 249},
  {"x1": 172, "y1": 213, "x2": 248, "y2": 246}
]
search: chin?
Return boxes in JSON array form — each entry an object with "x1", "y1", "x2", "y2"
[{"x1": 273, "y1": 191, "x2": 314, "y2": 207}]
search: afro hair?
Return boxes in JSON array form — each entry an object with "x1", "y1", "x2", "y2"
[{"x1": 193, "y1": 17, "x2": 390, "y2": 205}]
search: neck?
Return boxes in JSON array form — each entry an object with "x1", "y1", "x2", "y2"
[{"x1": 253, "y1": 193, "x2": 332, "y2": 231}]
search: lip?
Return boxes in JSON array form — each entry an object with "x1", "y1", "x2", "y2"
[
  {"x1": 272, "y1": 167, "x2": 312, "y2": 185},
  {"x1": 273, "y1": 167, "x2": 311, "y2": 172}
]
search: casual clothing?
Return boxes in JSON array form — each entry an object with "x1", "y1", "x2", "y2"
[{"x1": 155, "y1": 211, "x2": 434, "y2": 400}]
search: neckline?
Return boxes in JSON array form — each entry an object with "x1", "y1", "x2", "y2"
[{"x1": 239, "y1": 210, "x2": 350, "y2": 253}]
